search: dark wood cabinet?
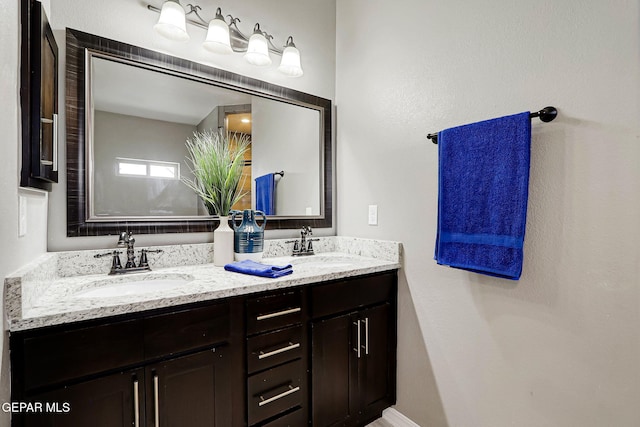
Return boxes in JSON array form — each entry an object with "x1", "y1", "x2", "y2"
[
  {"x1": 11, "y1": 271, "x2": 397, "y2": 427},
  {"x1": 146, "y1": 347, "x2": 233, "y2": 427},
  {"x1": 311, "y1": 273, "x2": 397, "y2": 427},
  {"x1": 311, "y1": 313, "x2": 355, "y2": 426},
  {"x1": 356, "y1": 304, "x2": 393, "y2": 418},
  {"x1": 20, "y1": 0, "x2": 59, "y2": 190},
  {"x1": 245, "y1": 290, "x2": 308, "y2": 426},
  {"x1": 11, "y1": 300, "x2": 240, "y2": 427},
  {"x1": 25, "y1": 368, "x2": 143, "y2": 427},
  {"x1": 24, "y1": 347, "x2": 232, "y2": 427}
]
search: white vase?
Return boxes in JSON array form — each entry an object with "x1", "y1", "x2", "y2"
[{"x1": 213, "y1": 215, "x2": 235, "y2": 266}]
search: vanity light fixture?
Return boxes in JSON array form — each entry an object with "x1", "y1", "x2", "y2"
[{"x1": 148, "y1": 1, "x2": 304, "y2": 77}]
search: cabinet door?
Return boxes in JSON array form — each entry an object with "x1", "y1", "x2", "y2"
[
  {"x1": 357, "y1": 303, "x2": 394, "y2": 419},
  {"x1": 24, "y1": 369, "x2": 143, "y2": 427},
  {"x1": 311, "y1": 313, "x2": 358, "y2": 427},
  {"x1": 146, "y1": 347, "x2": 233, "y2": 427}
]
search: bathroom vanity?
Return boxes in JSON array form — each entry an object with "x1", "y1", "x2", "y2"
[{"x1": 5, "y1": 239, "x2": 400, "y2": 427}]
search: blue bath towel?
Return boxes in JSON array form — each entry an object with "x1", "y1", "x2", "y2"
[
  {"x1": 255, "y1": 174, "x2": 275, "y2": 215},
  {"x1": 224, "y1": 260, "x2": 293, "y2": 278},
  {"x1": 434, "y1": 112, "x2": 531, "y2": 280}
]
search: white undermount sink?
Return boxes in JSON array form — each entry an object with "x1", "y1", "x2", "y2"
[{"x1": 74, "y1": 274, "x2": 194, "y2": 299}]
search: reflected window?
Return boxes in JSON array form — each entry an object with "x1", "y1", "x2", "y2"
[{"x1": 116, "y1": 157, "x2": 180, "y2": 180}]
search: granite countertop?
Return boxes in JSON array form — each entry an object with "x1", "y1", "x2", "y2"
[{"x1": 4, "y1": 237, "x2": 401, "y2": 332}]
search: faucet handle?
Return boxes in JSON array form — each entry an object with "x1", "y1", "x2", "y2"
[
  {"x1": 285, "y1": 240, "x2": 300, "y2": 252},
  {"x1": 145, "y1": 249, "x2": 163, "y2": 254},
  {"x1": 139, "y1": 249, "x2": 149, "y2": 268},
  {"x1": 307, "y1": 238, "x2": 320, "y2": 253},
  {"x1": 95, "y1": 251, "x2": 116, "y2": 258},
  {"x1": 95, "y1": 251, "x2": 122, "y2": 272},
  {"x1": 138, "y1": 249, "x2": 162, "y2": 269}
]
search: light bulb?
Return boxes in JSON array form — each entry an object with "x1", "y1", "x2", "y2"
[
  {"x1": 244, "y1": 24, "x2": 272, "y2": 66},
  {"x1": 203, "y1": 8, "x2": 233, "y2": 54},
  {"x1": 153, "y1": 0, "x2": 189, "y2": 42},
  {"x1": 278, "y1": 36, "x2": 303, "y2": 77}
]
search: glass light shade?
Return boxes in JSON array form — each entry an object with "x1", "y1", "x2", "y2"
[
  {"x1": 244, "y1": 33, "x2": 272, "y2": 66},
  {"x1": 153, "y1": 1, "x2": 189, "y2": 42},
  {"x1": 203, "y1": 18, "x2": 233, "y2": 54},
  {"x1": 278, "y1": 45, "x2": 303, "y2": 77}
]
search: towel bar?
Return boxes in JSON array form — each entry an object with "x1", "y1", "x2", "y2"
[{"x1": 426, "y1": 106, "x2": 557, "y2": 144}]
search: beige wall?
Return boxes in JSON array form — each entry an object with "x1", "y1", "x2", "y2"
[{"x1": 336, "y1": 0, "x2": 640, "y2": 426}]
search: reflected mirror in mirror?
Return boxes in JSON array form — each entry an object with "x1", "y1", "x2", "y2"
[{"x1": 89, "y1": 54, "x2": 321, "y2": 220}]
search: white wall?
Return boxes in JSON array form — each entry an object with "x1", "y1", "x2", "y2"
[
  {"x1": 336, "y1": 0, "x2": 640, "y2": 426},
  {"x1": 0, "y1": 0, "x2": 50, "y2": 422},
  {"x1": 48, "y1": 0, "x2": 336, "y2": 250}
]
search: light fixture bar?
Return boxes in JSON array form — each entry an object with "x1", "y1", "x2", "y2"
[{"x1": 146, "y1": 3, "x2": 284, "y2": 55}]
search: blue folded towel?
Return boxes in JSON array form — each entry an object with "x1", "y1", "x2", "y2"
[
  {"x1": 434, "y1": 111, "x2": 531, "y2": 280},
  {"x1": 224, "y1": 259, "x2": 293, "y2": 278},
  {"x1": 255, "y1": 174, "x2": 275, "y2": 215}
]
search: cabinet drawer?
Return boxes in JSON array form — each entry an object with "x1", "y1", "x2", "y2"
[
  {"x1": 22, "y1": 319, "x2": 144, "y2": 391},
  {"x1": 247, "y1": 360, "x2": 304, "y2": 425},
  {"x1": 247, "y1": 325, "x2": 303, "y2": 374},
  {"x1": 144, "y1": 302, "x2": 230, "y2": 359},
  {"x1": 260, "y1": 407, "x2": 306, "y2": 427},
  {"x1": 246, "y1": 290, "x2": 302, "y2": 335},
  {"x1": 311, "y1": 272, "x2": 396, "y2": 319}
]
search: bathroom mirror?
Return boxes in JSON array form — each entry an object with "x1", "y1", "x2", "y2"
[{"x1": 66, "y1": 29, "x2": 332, "y2": 236}]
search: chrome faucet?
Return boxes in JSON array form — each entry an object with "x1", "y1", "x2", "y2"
[
  {"x1": 94, "y1": 232, "x2": 163, "y2": 275},
  {"x1": 286, "y1": 226, "x2": 319, "y2": 256},
  {"x1": 118, "y1": 231, "x2": 137, "y2": 269}
]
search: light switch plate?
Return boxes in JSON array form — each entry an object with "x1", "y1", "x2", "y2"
[{"x1": 368, "y1": 205, "x2": 378, "y2": 226}]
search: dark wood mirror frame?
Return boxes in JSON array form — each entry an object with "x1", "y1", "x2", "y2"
[{"x1": 66, "y1": 28, "x2": 332, "y2": 237}]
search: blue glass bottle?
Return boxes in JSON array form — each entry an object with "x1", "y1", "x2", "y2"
[{"x1": 232, "y1": 209, "x2": 267, "y2": 261}]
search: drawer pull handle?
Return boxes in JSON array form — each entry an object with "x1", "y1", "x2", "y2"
[
  {"x1": 363, "y1": 317, "x2": 370, "y2": 355},
  {"x1": 258, "y1": 385, "x2": 300, "y2": 407},
  {"x1": 258, "y1": 342, "x2": 301, "y2": 359},
  {"x1": 153, "y1": 374, "x2": 160, "y2": 427},
  {"x1": 133, "y1": 379, "x2": 140, "y2": 427},
  {"x1": 353, "y1": 320, "x2": 361, "y2": 358},
  {"x1": 256, "y1": 307, "x2": 301, "y2": 321}
]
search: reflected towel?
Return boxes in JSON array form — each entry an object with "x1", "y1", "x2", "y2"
[
  {"x1": 434, "y1": 111, "x2": 531, "y2": 280},
  {"x1": 255, "y1": 173, "x2": 275, "y2": 215},
  {"x1": 224, "y1": 259, "x2": 293, "y2": 278}
]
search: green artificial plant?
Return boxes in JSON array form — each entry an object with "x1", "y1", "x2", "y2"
[{"x1": 182, "y1": 129, "x2": 250, "y2": 217}]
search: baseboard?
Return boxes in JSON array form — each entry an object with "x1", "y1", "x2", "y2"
[{"x1": 382, "y1": 408, "x2": 421, "y2": 427}]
